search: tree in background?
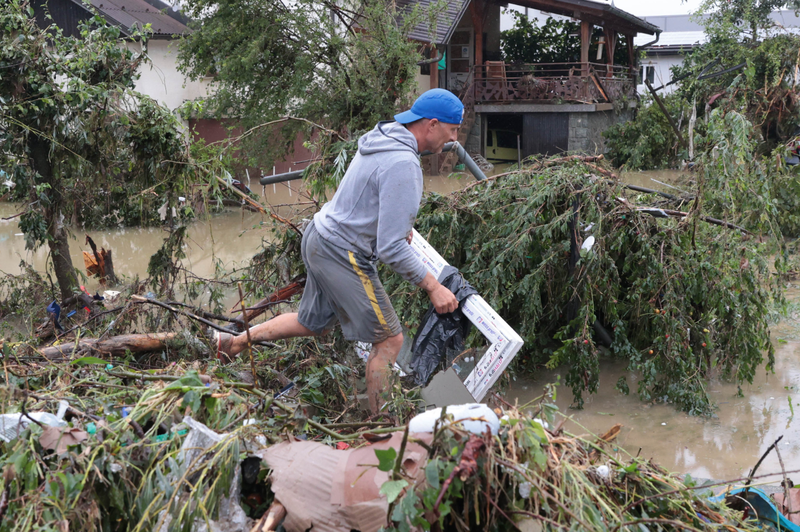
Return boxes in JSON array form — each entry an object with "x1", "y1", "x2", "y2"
[
  {"x1": 0, "y1": 1, "x2": 191, "y2": 300},
  {"x1": 500, "y1": 12, "x2": 630, "y2": 66},
  {"x1": 178, "y1": 0, "x2": 438, "y2": 169},
  {"x1": 698, "y1": 0, "x2": 800, "y2": 42},
  {"x1": 673, "y1": 1, "x2": 800, "y2": 142}
]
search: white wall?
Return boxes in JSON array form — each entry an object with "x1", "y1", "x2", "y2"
[
  {"x1": 637, "y1": 54, "x2": 684, "y2": 95},
  {"x1": 133, "y1": 39, "x2": 215, "y2": 112},
  {"x1": 414, "y1": 69, "x2": 431, "y2": 95}
]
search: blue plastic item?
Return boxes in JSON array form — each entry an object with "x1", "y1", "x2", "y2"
[
  {"x1": 46, "y1": 300, "x2": 64, "y2": 331},
  {"x1": 711, "y1": 487, "x2": 800, "y2": 531}
]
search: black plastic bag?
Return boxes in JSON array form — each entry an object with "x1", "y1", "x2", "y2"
[{"x1": 410, "y1": 266, "x2": 478, "y2": 386}]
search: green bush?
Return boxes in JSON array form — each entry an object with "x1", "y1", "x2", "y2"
[{"x1": 603, "y1": 95, "x2": 689, "y2": 170}]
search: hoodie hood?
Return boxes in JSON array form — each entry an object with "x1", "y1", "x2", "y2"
[{"x1": 358, "y1": 121, "x2": 419, "y2": 156}]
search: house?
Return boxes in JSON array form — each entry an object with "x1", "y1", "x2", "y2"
[
  {"x1": 634, "y1": 10, "x2": 800, "y2": 96},
  {"x1": 31, "y1": 0, "x2": 213, "y2": 120},
  {"x1": 633, "y1": 15, "x2": 705, "y2": 96},
  {"x1": 398, "y1": 0, "x2": 660, "y2": 172}
]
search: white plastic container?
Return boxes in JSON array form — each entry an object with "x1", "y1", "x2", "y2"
[{"x1": 409, "y1": 403, "x2": 500, "y2": 435}]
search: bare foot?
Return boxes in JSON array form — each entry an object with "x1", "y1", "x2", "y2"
[{"x1": 215, "y1": 331, "x2": 234, "y2": 363}]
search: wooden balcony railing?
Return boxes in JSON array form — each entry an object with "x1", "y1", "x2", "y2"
[{"x1": 471, "y1": 62, "x2": 636, "y2": 105}]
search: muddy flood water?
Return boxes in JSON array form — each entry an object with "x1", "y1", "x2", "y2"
[{"x1": 5, "y1": 167, "x2": 792, "y2": 482}]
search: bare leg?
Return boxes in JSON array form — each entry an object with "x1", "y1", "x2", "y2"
[
  {"x1": 366, "y1": 333, "x2": 404, "y2": 415},
  {"x1": 227, "y1": 313, "x2": 317, "y2": 357}
]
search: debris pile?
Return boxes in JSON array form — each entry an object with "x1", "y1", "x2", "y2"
[{"x1": 0, "y1": 360, "x2": 769, "y2": 531}]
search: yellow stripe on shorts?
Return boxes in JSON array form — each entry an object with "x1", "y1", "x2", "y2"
[{"x1": 348, "y1": 251, "x2": 390, "y2": 332}]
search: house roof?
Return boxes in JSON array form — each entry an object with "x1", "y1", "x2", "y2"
[
  {"x1": 63, "y1": 0, "x2": 189, "y2": 37},
  {"x1": 634, "y1": 31, "x2": 706, "y2": 49},
  {"x1": 395, "y1": 0, "x2": 471, "y2": 44},
  {"x1": 511, "y1": 0, "x2": 660, "y2": 36},
  {"x1": 399, "y1": 0, "x2": 658, "y2": 45}
]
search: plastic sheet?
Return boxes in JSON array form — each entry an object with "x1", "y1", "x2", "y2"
[
  {"x1": 157, "y1": 417, "x2": 253, "y2": 532},
  {"x1": 410, "y1": 266, "x2": 477, "y2": 386},
  {"x1": 0, "y1": 400, "x2": 69, "y2": 442}
]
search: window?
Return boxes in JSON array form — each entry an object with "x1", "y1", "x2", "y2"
[
  {"x1": 639, "y1": 65, "x2": 655, "y2": 85},
  {"x1": 487, "y1": 132, "x2": 493, "y2": 147}
]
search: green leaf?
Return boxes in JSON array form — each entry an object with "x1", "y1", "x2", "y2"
[
  {"x1": 380, "y1": 479, "x2": 408, "y2": 504},
  {"x1": 71, "y1": 356, "x2": 108, "y2": 366},
  {"x1": 164, "y1": 371, "x2": 205, "y2": 390},
  {"x1": 529, "y1": 420, "x2": 547, "y2": 441},
  {"x1": 182, "y1": 390, "x2": 202, "y2": 414},
  {"x1": 425, "y1": 459, "x2": 440, "y2": 489},
  {"x1": 374, "y1": 448, "x2": 397, "y2": 472}
]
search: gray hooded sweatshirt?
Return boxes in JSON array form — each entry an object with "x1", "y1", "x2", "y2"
[{"x1": 313, "y1": 121, "x2": 428, "y2": 285}]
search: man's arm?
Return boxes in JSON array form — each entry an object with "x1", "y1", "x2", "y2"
[{"x1": 418, "y1": 271, "x2": 458, "y2": 314}]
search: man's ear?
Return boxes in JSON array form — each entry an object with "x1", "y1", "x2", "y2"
[{"x1": 428, "y1": 118, "x2": 439, "y2": 130}]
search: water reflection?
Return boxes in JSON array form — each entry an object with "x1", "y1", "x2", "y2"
[
  {"x1": 619, "y1": 169, "x2": 687, "y2": 193},
  {"x1": 506, "y1": 333, "x2": 800, "y2": 481},
  {"x1": 0, "y1": 172, "x2": 473, "y2": 287}
]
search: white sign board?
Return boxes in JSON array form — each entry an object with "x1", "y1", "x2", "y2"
[{"x1": 409, "y1": 229, "x2": 525, "y2": 401}]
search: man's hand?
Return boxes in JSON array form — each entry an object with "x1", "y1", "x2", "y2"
[
  {"x1": 428, "y1": 283, "x2": 458, "y2": 314},
  {"x1": 418, "y1": 271, "x2": 458, "y2": 314}
]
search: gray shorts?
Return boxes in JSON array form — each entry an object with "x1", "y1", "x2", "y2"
[{"x1": 297, "y1": 221, "x2": 402, "y2": 343}]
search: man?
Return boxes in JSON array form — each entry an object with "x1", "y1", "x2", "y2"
[{"x1": 216, "y1": 88, "x2": 463, "y2": 413}]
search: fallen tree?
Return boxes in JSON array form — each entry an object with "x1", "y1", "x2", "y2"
[{"x1": 385, "y1": 159, "x2": 779, "y2": 415}]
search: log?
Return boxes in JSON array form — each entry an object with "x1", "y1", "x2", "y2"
[{"x1": 37, "y1": 332, "x2": 179, "y2": 359}]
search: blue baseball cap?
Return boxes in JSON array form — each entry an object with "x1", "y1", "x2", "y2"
[{"x1": 394, "y1": 89, "x2": 464, "y2": 125}]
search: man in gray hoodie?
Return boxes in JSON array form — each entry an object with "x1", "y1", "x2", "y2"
[{"x1": 216, "y1": 89, "x2": 463, "y2": 413}]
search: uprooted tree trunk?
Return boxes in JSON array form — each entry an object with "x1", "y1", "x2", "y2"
[
  {"x1": 29, "y1": 136, "x2": 79, "y2": 302},
  {"x1": 85, "y1": 234, "x2": 118, "y2": 285},
  {"x1": 37, "y1": 332, "x2": 180, "y2": 359}
]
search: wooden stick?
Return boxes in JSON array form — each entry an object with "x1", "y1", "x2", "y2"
[
  {"x1": 131, "y1": 295, "x2": 235, "y2": 334},
  {"x1": 645, "y1": 79, "x2": 686, "y2": 148},
  {"x1": 614, "y1": 197, "x2": 751, "y2": 234},
  {"x1": 250, "y1": 501, "x2": 286, "y2": 532},
  {"x1": 775, "y1": 444, "x2": 793, "y2": 517},
  {"x1": 214, "y1": 175, "x2": 302, "y2": 236},
  {"x1": 226, "y1": 279, "x2": 305, "y2": 331},
  {"x1": 238, "y1": 282, "x2": 257, "y2": 389},
  {"x1": 743, "y1": 435, "x2": 783, "y2": 491}
]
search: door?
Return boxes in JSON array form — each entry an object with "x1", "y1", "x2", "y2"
[
  {"x1": 523, "y1": 113, "x2": 569, "y2": 157},
  {"x1": 448, "y1": 29, "x2": 473, "y2": 92}
]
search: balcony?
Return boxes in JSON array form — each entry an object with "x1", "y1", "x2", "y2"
[{"x1": 470, "y1": 62, "x2": 637, "y2": 105}]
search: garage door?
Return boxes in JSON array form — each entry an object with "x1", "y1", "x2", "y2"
[{"x1": 523, "y1": 113, "x2": 569, "y2": 157}]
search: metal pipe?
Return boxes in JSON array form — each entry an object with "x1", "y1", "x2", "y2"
[
  {"x1": 421, "y1": 142, "x2": 487, "y2": 181},
  {"x1": 259, "y1": 141, "x2": 488, "y2": 185},
  {"x1": 259, "y1": 169, "x2": 304, "y2": 186}
]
